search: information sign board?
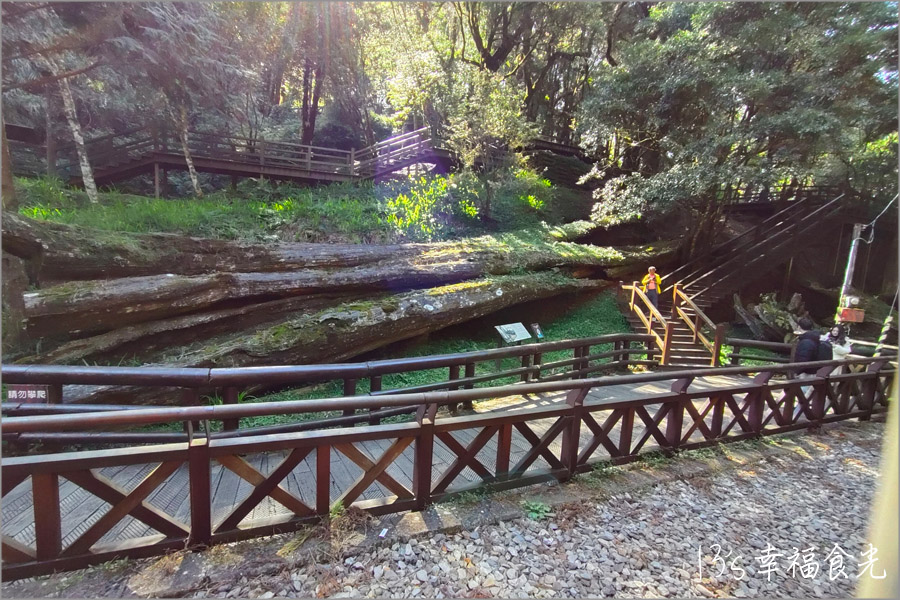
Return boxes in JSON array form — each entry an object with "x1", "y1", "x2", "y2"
[{"x1": 495, "y1": 323, "x2": 532, "y2": 344}]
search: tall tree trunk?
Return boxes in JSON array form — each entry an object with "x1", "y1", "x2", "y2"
[
  {"x1": 2, "y1": 114, "x2": 18, "y2": 210},
  {"x1": 45, "y1": 89, "x2": 58, "y2": 177},
  {"x1": 52, "y1": 61, "x2": 99, "y2": 203},
  {"x1": 300, "y1": 63, "x2": 324, "y2": 145},
  {"x1": 174, "y1": 105, "x2": 202, "y2": 198}
]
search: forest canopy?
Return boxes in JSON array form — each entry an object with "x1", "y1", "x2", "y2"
[{"x1": 3, "y1": 1, "x2": 897, "y2": 221}]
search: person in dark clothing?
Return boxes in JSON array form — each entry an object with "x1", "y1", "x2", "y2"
[
  {"x1": 792, "y1": 317, "x2": 823, "y2": 418},
  {"x1": 794, "y1": 317, "x2": 821, "y2": 364}
]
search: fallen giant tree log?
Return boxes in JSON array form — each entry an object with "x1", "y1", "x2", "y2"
[
  {"x1": 21, "y1": 230, "x2": 663, "y2": 340},
  {"x1": 57, "y1": 272, "x2": 605, "y2": 404}
]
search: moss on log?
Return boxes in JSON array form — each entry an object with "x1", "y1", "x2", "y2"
[
  {"x1": 59, "y1": 273, "x2": 603, "y2": 404},
  {"x1": 1, "y1": 213, "x2": 422, "y2": 283},
  {"x1": 21, "y1": 227, "x2": 668, "y2": 340}
]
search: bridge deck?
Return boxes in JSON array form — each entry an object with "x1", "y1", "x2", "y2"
[{"x1": 1, "y1": 374, "x2": 760, "y2": 550}]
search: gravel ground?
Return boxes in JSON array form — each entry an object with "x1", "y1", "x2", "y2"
[
  {"x1": 4, "y1": 423, "x2": 886, "y2": 599},
  {"x1": 198, "y1": 425, "x2": 886, "y2": 599}
]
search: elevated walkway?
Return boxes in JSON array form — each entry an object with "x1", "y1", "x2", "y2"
[{"x1": 0, "y1": 349, "x2": 892, "y2": 579}]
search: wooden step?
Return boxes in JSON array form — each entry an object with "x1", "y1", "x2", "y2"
[{"x1": 668, "y1": 350, "x2": 712, "y2": 358}]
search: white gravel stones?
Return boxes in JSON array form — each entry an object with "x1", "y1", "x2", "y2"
[
  {"x1": 318, "y1": 430, "x2": 878, "y2": 597},
  {"x1": 4, "y1": 426, "x2": 880, "y2": 600}
]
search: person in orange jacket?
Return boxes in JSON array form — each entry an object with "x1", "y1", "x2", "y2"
[{"x1": 641, "y1": 266, "x2": 662, "y2": 309}]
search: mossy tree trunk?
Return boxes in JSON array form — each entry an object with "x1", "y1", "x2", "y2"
[
  {"x1": 2, "y1": 114, "x2": 17, "y2": 210},
  {"x1": 52, "y1": 274, "x2": 603, "y2": 404}
]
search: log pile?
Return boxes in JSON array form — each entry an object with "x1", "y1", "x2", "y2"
[{"x1": 2, "y1": 214, "x2": 677, "y2": 403}]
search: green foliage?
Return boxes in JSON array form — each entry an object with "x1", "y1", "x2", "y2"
[
  {"x1": 447, "y1": 487, "x2": 488, "y2": 506},
  {"x1": 522, "y1": 500, "x2": 552, "y2": 520},
  {"x1": 328, "y1": 501, "x2": 346, "y2": 520},
  {"x1": 579, "y1": 2, "x2": 898, "y2": 227},
  {"x1": 384, "y1": 176, "x2": 449, "y2": 241},
  {"x1": 639, "y1": 451, "x2": 671, "y2": 468},
  {"x1": 15, "y1": 168, "x2": 582, "y2": 244},
  {"x1": 719, "y1": 344, "x2": 783, "y2": 368},
  {"x1": 576, "y1": 460, "x2": 617, "y2": 488}
]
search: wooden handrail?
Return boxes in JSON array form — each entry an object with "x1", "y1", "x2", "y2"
[
  {"x1": 623, "y1": 283, "x2": 669, "y2": 328},
  {"x1": 622, "y1": 282, "x2": 672, "y2": 364},
  {"x1": 673, "y1": 285, "x2": 716, "y2": 331},
  {"x1": 663, "y1": 200, "x2": 810, "y2": 285},
  {"x1": 662, "y1": 190, "x2": 839, "y2": 285},
  {"x1": 689, "y1": 194, "x2": 845, "y2": 297},
  {"x1": 1, "y1": 355, "x2": 890, "y2": 581},
  {"x1": 1, "y1": 334, "x2": 655, "y2": 388},
  {"x1": 1, "y1": 357, "x2": 889, "y2": 434}
]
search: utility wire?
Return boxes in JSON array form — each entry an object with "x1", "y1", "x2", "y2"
[
  {"x1": 866, "y1": 194, "x2": 898, "y2": 228},
  {"x1": 856, "y1": 194, "x2": 899, "y2": 244}
]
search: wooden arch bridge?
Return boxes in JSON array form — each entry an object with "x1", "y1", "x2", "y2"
[
  {"x1": 3, "y1": 123, "x2": 584, "y2": 192},
  {"x1": 61, "y1": 126, "x2": 454, "y2": 192}
]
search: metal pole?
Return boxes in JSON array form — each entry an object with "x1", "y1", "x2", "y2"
[
  {"x1": 838, "y1": 223, "x2": 865, "y2": 322},
  {"x1": 875, "y1": 291, "x2": 898, "y2": 357}
]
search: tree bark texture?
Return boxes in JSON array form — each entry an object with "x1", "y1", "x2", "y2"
[
  {"x1": 3, "y1": 216, "x2": 674, "y2": 403},
  {"x1": 53, "y1": 274, "x2": 603, "y2": 404},
  {"x1": 175, "y1": 105, "x2": 203, "y2": 198},
  {"x1": 51, "y1": 59, "x2": 99, "y2": 203},
  {"x1": 1, "y1": 114, "x2": 17, "y2": 210},
  {"x1": 20, "y1": 238, "x2": 652, "y2": 339}
]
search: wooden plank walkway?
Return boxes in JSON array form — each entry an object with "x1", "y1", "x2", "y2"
[{"x1": 2, "y1": 374, "x2": 759, "y2": 550}]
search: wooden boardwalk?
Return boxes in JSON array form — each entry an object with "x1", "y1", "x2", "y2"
[{"x1": 1, "y1": 374, "x2": 759, "y2": 551}]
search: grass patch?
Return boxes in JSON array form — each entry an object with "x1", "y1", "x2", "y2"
[
  {"x1": 15, "y1": 169, "x2": 592, "y2": 244},
  {"x1": 442, "y1": 486, "x2": 491, "y2": 506},
  {"x1": 639, "y1": 450, "x2": 673, "y2": 468},
  {"x1": 678, "y1": 446, "x2": 719, "y2": 461},
  {"x1": 719, "y1": 343, "x2": 785, "y2": 367}
]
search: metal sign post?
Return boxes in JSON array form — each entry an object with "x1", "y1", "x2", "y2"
[{"x1": 837, "y1": 223, "x2": 865, "y2": 324}]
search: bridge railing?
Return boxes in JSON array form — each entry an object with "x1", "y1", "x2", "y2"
[
  {"x1": 354, "y1": 127, "x2": 434, "y2": 177},
  {"x1": 623, "y1": 282, "x2": 674, "y2": 364},
  {"x1": 670, "y1": 283, "x2": 725, "y2": 366},
  {"x1": 1, "y1": 333, "x2": 658, "y2": 438},
  {"x1": 0, "y1": 357, "x2": 892, "y2": 579},
  {"x1": 689, "y1": 194, "x2": 843, "y2": 298},
  {"x1": 661, "y1": 195, "x2": 818, "y2": 286},
  {"x1": 58, "y1": 127, "x2": 155, "y2": 175}
]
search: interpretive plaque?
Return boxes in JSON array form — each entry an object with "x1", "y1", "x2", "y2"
[{"x1": 495, "y1": 322, "x2": 532, "y2": 344}]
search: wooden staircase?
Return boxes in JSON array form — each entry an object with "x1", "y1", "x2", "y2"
[
  {"x1": 664, "y1": 191, "x2": 847, "y2": 306},
  {"x1": 620, "y1": 282, "x2": 724, "y2": 369},
  {"x1": 623, "y1": 188, "x2": 848, "y2": 368}
]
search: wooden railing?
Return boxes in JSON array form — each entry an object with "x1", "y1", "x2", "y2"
[
  {"x1": 670, "y1": 283, "x2": 726, "y2": 366},
  {"x1": 688, "y1": 194, "x2": 845, "y2": 298},
  {"x1": 58, "y1": 126, "x2": 441, "y2": 181},
  {"x1": 623, "y1": 282, "x2": 674, "y2": 364},
  {"x1": 1, "y1": 333, "x2": 658, "y2": 440},
  {"x1": 0, "y1": 358, "x2": 892, "y2": 579},
  {"x1": 726, "y1": 337, "x2": 899, "y2": 366},
  {"x1": 726, "y1": 338, "x2": 793, "y2": 366},
  {"x1": 662, "y1": 195, "x2": 820, "y2": 286}
]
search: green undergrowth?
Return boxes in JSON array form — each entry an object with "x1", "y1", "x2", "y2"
[
  {"x1": 14, "y1": 169, "x2": 593, "y2": 244},
  {"x1": 718, "y1": 343, "x2": 784, "y2": 367}
]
